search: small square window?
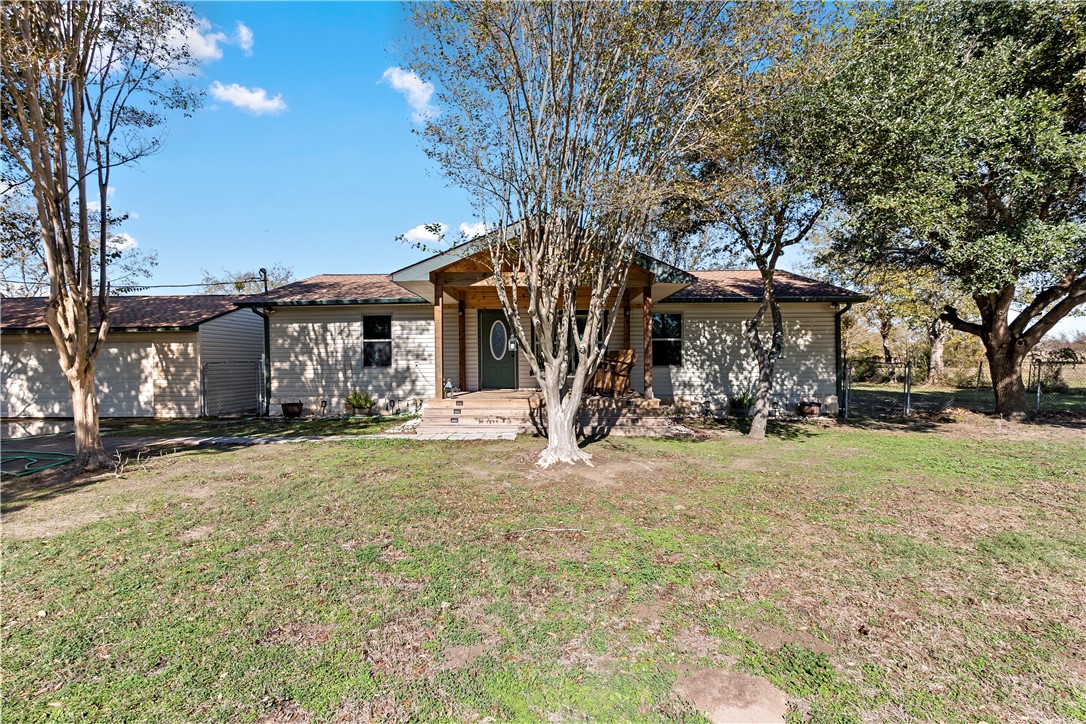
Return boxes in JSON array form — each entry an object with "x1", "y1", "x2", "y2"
[{"x1": 363, "y1": 315, "x2": 392, "y2": 367}]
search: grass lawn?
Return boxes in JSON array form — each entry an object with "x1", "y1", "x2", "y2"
[{"x1": 2, "y1": 415, "x2": 1084, "y2": 722}]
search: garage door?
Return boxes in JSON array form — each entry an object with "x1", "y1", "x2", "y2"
[{"x1": 1, "y1": 340, "x2": 155, "y2": 417}]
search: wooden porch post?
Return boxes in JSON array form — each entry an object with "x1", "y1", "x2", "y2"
[
  {"x1": 643, "y1": 285, "x2": 653, "y2": 399},
  {"x1": 458, "y1": 299, "x2": 467, "y2": 390},
  {"x1": 434, "y1": 281, "x2": 444, "y2": 399},
  {"x1": 622, "y1": 289, "x2": 631, "y2": 349}
]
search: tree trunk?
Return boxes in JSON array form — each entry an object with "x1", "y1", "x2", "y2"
[
  {"x1": 986, "y1": 341, "x2": 1029, "y2": 419},
  {"x1": 537, "y1": 375, "x2": 591, "y2": 467},
  {"x1": 68, "y1": 362, "x2": 112, "y2": 470},
  {"x1": 879, "y1": 316, "x2": 894, "y2": 365},
  {"x1": 747, "y1": 348, "x2": 774, "y2": 440},
  {"x1": 927, "y1": 318, "x2": 949, "y2": 385},
  {"x1": 744, "y1": 292, "x2": 782, "y2": 441}
]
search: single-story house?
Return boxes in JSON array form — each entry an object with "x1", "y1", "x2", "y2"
[
  {"x1": 238, "y1": 246, "x2": 865, "y2": 417},
  {"x1": 1, "y1": 295, "x2": 264, "y2": 418}
]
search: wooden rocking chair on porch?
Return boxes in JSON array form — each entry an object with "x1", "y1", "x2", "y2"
[{"x1": 589, "y1": 349, "x2": 637, "y2": 397}]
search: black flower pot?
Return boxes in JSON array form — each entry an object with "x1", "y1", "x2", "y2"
[{"x1": 281, "y1": 402, "x2": 304, "y2": 419}]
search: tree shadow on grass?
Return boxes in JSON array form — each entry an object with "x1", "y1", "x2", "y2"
[{"x1": 0, "y1": 440, "x2": 253, "y2": 516}]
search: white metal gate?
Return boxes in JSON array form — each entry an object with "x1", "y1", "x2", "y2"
[{"x1": 202, "y1": 360, "x2": 262, "y2": 416}]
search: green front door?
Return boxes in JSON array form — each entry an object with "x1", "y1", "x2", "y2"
[{"x1": 479, "y1": 310, "x2": 517, "y2": 389}]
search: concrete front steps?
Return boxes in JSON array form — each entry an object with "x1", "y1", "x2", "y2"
[{"x1": 416, "y1": 393, "x2": 675, "y2": 437}]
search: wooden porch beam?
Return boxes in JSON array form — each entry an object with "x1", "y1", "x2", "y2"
[
  {"x1": 434, "y1": 282, "x2": 444, "y2": 399},
  {"x1": 643, "y1": 284, "x2": 654, "y2": 399},
  {"x1": 435, "y1": 272, "x2": 495, "y2": 284},
  {"x1": 458, "y1": 299, "x2": 466, "y2": 390},
  {"x1": 623, "y1": 289, "x2": 631, "y2": 348}
]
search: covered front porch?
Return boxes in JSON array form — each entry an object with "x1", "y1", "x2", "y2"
[{"x1": 389, "y1": 244, "x2": 695, "y2": 403}]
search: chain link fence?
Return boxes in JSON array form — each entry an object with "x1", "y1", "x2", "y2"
[
  {"x1": 844, "y1": 354, "x2": 1086, "y2": 418},
  {"x1": 1027, "y1": 357, "x2": 1086, "y2": 413},
  {"x1": 202, "y1": 360, "x2": 263, "y2": 417}
]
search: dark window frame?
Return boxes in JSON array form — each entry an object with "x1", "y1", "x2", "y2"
[
  {"x1": 652, "y1": 312, "x2": 683, "y2": 367},
  {"x1": 362, "y1": 314, "x2": 393, "y2": 368}
]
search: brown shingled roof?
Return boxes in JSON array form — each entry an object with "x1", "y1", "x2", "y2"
[
  {"x1": 1, "y1": 295, "x2": 250, "y2": 332},
  {"x1": 661, "y1": 270, "x2": 866, "y2": 302},
  {"x1": 238, "y1": 274, "x2": 425, "y2": 306}
]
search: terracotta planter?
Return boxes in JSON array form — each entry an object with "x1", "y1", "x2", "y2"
[
  {"x1": 280, "y1": 402, "x2": 304, "y2": 419},
  {"x1": 797, "y1": 401, "x2": 821, "y2": 417}
]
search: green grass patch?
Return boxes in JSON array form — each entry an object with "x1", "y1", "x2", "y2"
[{"x1": 2, "y1": 423, "x2": 1084, "y2": 721}]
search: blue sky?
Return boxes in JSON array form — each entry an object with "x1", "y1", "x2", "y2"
[
  {"x1": 104, "y1": 2, "x2": 1081, "y2": 337},
  {"x1": 111, "y1": 2, "x2": 474, "y2": 286}
]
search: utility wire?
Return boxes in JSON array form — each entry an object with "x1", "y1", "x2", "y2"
[{"x1": 0, "y1": 276, "x2": 264, "y2": 292}]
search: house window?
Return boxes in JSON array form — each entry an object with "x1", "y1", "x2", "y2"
[
  {"x1": 363, "y1": 315, "x2": 392, "y2": 367},
  {"x1": 652, "y1": 313, "x2": 682, "y2": 366}
]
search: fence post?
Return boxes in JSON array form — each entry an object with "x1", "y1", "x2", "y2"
[
  {"x1": 904, "y1": 361, "x2": 912, "y2": 417},
  {"x1": 1035, "y1": 359, "x2": 1042, "y2": 413},
  {"x1": 844, "y1": 363, "x2": 852, "y2": 419}
]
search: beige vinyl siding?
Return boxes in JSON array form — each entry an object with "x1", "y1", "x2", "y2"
[
  {"x1": 269, "y1": 305, "x2": 433, "y2": 413},
  {"x1": 1, "y1": 331, "x2": 198, "y2": 418},
  {"x1": 151, "y1": 335, "x2": 200, "y2": 417},
  {"x1": 644, "y1": 301, "x2": 837, "y2": 408},
  {"x1": 440, "y1": 303, "x2": 481, "y2": 392},
  {"x1": 197, "y1": 309, "x2": 265, "y2": 415},
  {"x1": 198, "y1": 309, "x2": 264, "y2": 362}
]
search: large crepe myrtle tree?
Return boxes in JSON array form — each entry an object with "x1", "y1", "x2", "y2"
[
  {"x1": 404, "y1": 1, "x2": 781, "y2": 466},
  {"x1": 815, "y1": 1, "x2": 1086, "y2": 417},
  {"x1": 1, "y1": 0, "x2": 201, "y2": 470}
]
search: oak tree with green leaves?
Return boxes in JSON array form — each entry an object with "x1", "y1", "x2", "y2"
[{"x1": 817, "y1": 1, "x2": 1086, "y2": 416}]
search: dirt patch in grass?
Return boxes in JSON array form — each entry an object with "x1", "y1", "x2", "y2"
[
  {"x1": 440, "y1": 641, "x2": 498, "y2": 671},
  {"x1": 673, "y1": 669, "x2": 789, "y2": 724},
  {"x1": 362, "y1": 612, "x2": 437, "y2": 678},
  {"x1": 179, "y1": 524, "x2": 215, "y2": 542},
  {"x1": 744, "y1": 622, "x2": 835, "y2": 655}
]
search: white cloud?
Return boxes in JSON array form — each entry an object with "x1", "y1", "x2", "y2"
[
  {"x1": 401, "y1": 223, "x2": 448, "y2": 245},
  {"x1": 108, "y1": 233, "x2": 139, "y2": 251},
  {"x1": 168, "y1": 17, "x2": 228, "y2": 62},
  {"x1": 459, "y1": 221, "x2": 488, "y2": 240},
  {"x1": 381, "y1": 67, "x2": 437, "y2": 123},
  {"x1": 209, "y1": 81, "x2": 287, "y2": 115},
  {"x1": 86, "y1": 186, "x2": 117, "y2": 213},
  {"x1": 166, "y1": 17, "x2": 255, "y2": 64},
  {"x1": 236, "y1": 22, "x2": 254, "y2": 56}
]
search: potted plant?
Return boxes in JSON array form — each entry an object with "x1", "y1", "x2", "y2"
[
  {"x1": 798, "y1": 400, "x2": 822, "y2": 417},
  {"x1": 345, "y1": 390, "x2": 377, "y2": 416},
  {"x1": 729, "y1": 389, "x2": 756, "y2": 417},
  {"x1": 280, "y1": 400, "x2": 304, "y2": 419}
]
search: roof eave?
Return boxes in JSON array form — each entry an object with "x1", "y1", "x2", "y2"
[
  {"x1": 1, "y1": 325, "x2": 201, "y2": 334},
  {"x1": 235, "y1": 297, "x2": 428, "y2": 308},
  {"x1": 659, "y1": 294, "x2": 869, "y2": 304}
]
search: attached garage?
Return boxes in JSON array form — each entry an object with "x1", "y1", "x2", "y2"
[{"x1": 1, "y1": 295, "x2": 264, "y2": 419}]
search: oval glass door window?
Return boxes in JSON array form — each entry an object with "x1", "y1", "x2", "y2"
[{"x1": 489, "y1": 320, "x2": 508, "y2": 361}]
